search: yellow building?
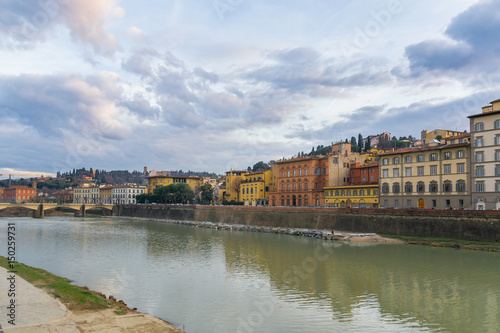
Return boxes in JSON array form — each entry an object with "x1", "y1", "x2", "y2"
[
  {"x1": 421, "y1": 129, "x2": 464, "y2": 145},
  {"x1": 224, "y1": 170, "x2": 246, "y2": 202},
  {"x1": 99, "y1": 185, "x2": 113, "y2": 204},
  {"x1": 146, "y1": 171, "x2": 202, "y2": 194},
  {"x1": 240, "y1": 169, "x2": 272, "y2": 206},
  {"x1": 324, "y1": 184, "x2": 379, "y2": 208}
]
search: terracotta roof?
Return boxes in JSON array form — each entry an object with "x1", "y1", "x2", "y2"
[
  {"x1": 379, "y1": 142, "x2": 469, "y2": 156},
  {"x1": 468, "y1": 109, "x2": 500, "y2": 119},
  {"x1": 444, "y1": 133, "x2": 470, "y2": 141}
]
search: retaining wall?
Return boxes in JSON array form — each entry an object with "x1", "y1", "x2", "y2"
[{"x1": 119, "y1": 205, "x2": 500, "y2": 242}]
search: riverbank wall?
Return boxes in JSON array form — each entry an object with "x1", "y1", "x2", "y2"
[{"x1": 119, "y1": 205, "x2": 500, "y2": 242}]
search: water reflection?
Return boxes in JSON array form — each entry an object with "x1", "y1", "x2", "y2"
[{"x1": 3, "y1": 217, "x2": 500, "y2": 333}]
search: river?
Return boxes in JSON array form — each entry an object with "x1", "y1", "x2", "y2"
[{"x1": 1, "y1": 216, "x2": 499, "y2": 332}]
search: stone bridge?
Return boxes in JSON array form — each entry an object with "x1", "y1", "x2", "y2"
[{"x1": 0, "y1": 203, "x2": 116, "y2": 218}]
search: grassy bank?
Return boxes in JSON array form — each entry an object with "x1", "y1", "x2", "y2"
[
  {"x1": 378, "y1": 234, "x2": 500, "y2": 252},
  {"x1": 0, "y1": 256, "x2": 129, "y2": 313}
]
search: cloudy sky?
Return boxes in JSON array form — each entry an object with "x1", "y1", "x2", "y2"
[{"x1": 1, "y1": 0, "x2": 499, "y2": 176}]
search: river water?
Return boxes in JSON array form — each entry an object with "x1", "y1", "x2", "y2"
[{"x1": 1, "y1": 216, "x2": 499, "y2": 332}]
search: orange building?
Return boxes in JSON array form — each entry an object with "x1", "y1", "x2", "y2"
[
  {"x1": 2, "y1": 186, "x2": 37, "y2": 203},
  {"x1": 269, "y1": 155, "x2": 329, "y2": 207},
  {"x1": 349, "y1": 162, "x2": 379, "y2": 185}
]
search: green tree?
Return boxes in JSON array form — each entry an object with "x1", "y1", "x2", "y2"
[
  {"x1": 200, "y1": 183, "x2": 214, "y2": 204},
  {"x1": 155, "y1": 183, "x2": 194, "y2": 204},
  {"x1": 358, "y1": 133, "x2": 363, "y2": 151},
  {"x1": 252, "y1": 161, "x2": 270, "y2": 171}
]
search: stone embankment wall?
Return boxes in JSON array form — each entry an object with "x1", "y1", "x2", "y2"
[{"x1": 119, "y1": 205, "x2": 500, "y2": 242}]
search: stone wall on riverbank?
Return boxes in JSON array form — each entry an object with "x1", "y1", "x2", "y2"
[{"x1": 118, "y1": 205, "x2": 500, "y2": 242}]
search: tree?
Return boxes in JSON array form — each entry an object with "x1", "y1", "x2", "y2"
[
  {"x1": 155, "y1": 183, "x2": 194, "y2": 204},
  {"x1": 358, "y1": 134, "x2": 363, "y2": 151},
  {"x1": 366, "y1": 137, "x2": 371, "y2": 150},
  {"x1": 252, "y1": 161, "x2": 270, "y2": 172},
  {"x1": 200, "y1": 183, "x2": 214, "y2": 204},
  {"x1": 436, "y1": 135, "x2": 442, "y2": 142}
]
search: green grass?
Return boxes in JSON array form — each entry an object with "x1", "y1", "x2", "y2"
[
  {"x1": 0, "y1": 256, "x2": 112, "y2": 310},
  {"x1": 379, "y1": 233, "x2": 500, "y2": 252}
]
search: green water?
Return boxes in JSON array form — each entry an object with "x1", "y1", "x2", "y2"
[{"x1": 1, "y1": 216, "x2": 499, "y2": 332}]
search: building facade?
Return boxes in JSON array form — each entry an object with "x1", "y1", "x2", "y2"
[
  {"x1": 349, "y1": 162, "x2": 379, "y2": 185},
  {"x1": 112, "y1": 184, "x2": 146, "y2": 204},
  {"x1": 269, "y1": 155, "x2": 329, "y2": 207},
  {"x1": 240, "y1": 169, "x2": 271, "y2": 206},
  {"x1": 379, "y1": 142, "x2": 470, "y2": 209},
  {"x1": 146, "y1": 171, "x2": 201, "y2": 194},
  {"x1": 223, "y1": 170, "x2": 246, "y2": 202},
  {"x1": 421, "y1": 129, "x2": 464, "y2": 145},
  {"x1": 73, "y1": 185, "x2": 100, "y2": 204},
  {"x1": 324, "y1": 184, "x2": 379, "y2": 208},
  {"x1": 99, "y1": 185, "x2": 113, "y2": 204},
  {"x1": 1, "y1": 186, "x2": 37, "y2": 203},
  {"x1": 468, "y1": 99, "x2": 500, "y2": 210}
]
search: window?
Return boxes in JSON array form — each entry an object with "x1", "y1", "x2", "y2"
[
  {"x1": 304, "y1": 183, "x2": 308, "y2": 189},
  {"x1": 432, "y1": 200, "x2": 437, "y2": 208},
  {"x1": 393, "y1": 169, "x2": 399, "y2": 177},
  {"x1": 373, "y1": 190, "x2": 378, "y2": 195},
  {"x1": 443, "y1": 152, "x2": 451, "y2": 160},
  {"x1": 443, "y1": 182, "x2": 452, "y2": 192},
  {"x1": 384, "y1": 200, "x2": 389, "y2": 207},
  {"x1": 293, "y1": 184, "x2": 296, "y2": 190},
  {"x1": 382, "y1": 158, "x2": 389, "y2": 165},
  {"x1": 496, "y1": 166, "x2": 500, "y2": 177},
  {"x1": 456, "y1": 182, "x2": 466, "y2": 192},
  {"x1": 475, "y1": 182, "x2": 485, "y2": 192},
  {"x1": 335, "y1": 190, "x2": 339, "y2": 196},
  {"x1": 444, "y1": 165, "x2": 451, "y2": 175},
  {"x1": 475, "y1": 122, "x2": 484, "y2": 131},
  {"x1": 394, "y1": 199, "x2": 399, "y2": 208},
  {"x1": 475, "y1": 166, "x2": 485, "y2": 177},
  {"x1": 353, "y1": 190, "x2": 358, "y2": 196},
  {"x1": 298, "y1": 183, "x2": 302, "y2": 190},
  {"x1": 382, "y1": 184, "x2": 389, "y2": 193},
  {"x1": 392, "y1": 183, "x2": 400, "y2": 193},
  {"x1": 429, "y1": 183, "x2": 438, "y2": 193},
  {"x1": 332, "y1": 158, "x2": 338, "y2": 164},
  {"x1": 360, "y1": 190, "x2": 365, "y2": 195},
  {"x1": 430, "y1": 153, "x2": 438, "y2": 161},
  {"x1": 475, "y1": 152, "x2": 484, "y2": 162},
  {"x1": 417, "y1": 183, "x2": 425, "y2": 193},
  {"x1": 407, "y1": 200, "x2": 412, "y2": 208},
  {"x1": 495, "y1": 120, "x2": 500, "y2": 129},
  {"x1": 346, "y1": 190, "x2": 351, "y2": 196},
  {"x1": 496, "y1": 136, "x2": 500, "y2": 145},
  {"x1": 496, "y1": 151, "x2": 500, "y2": 161},
  {"x1": 457, "y1": 163, "x2": 465, "y2": 174},
  {"x1": 305, "y1": 169, "x2": 308, "y2": 176},
  {"x1": 417, "y1": 155, "x2": 425, "y2": 162},
  {"x1": 430, "y1": 166, "x2": 437, "y2": 175},
  {"x1": 314, "y1": 168, "x2": 319, "y2": 175},
  {"x1": 315, "y1": 182, "x2": 318, "y2": 189},
  {"x1": 393, "y1": 157, "x2": 400, "y2": 164},
  {"x1": 299, "y1": 170, "x2": 302, "y2": 176},
  {"x1": 405, "y1": 183, "x2": 413, "y2": 193},
  {"x1": 446, "y1": 200, "x2": 451, "y2": 208},
  {"x1": 405, "y1": 168, "x2": 412, "y2": 177},
  {"x1": 417, "y1": 167, "x2": 424, "y2": 176},
  {"x1": 281, "y1": 172, "x2": 285, "y2": 177},
  {"x1": 293, "y1": 170, "x2": 296, "y2": 177},
  {"x1": 383, "y1": 169, "x2": 388, "y2": 178},
  {"x1": 456, "y1": 150, "x2": 465, "y2": 159},
  {"x1": 459, "y1": 200, "x2": 464, "y2": 208},
  {"x1": 496, "y1": 183, "x2": 500, "y2": 192},
  {"x1": 475, "y1": 137, "x2": 483, "y2": 147},
  {"x1": 405, "y1": 156, "x2": 412, "y2": 163}
]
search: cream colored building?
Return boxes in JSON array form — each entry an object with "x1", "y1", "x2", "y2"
[
  {"x1": 327, "y1": 142, "x2": 362, "y2": 187},
  {"x1": 468, "y1": 99, "x2": 500, "y2": 210},
  {"x1": 379, "y1": 142, "x2": 471, "y2": 209},
  {"x1": 73, "y1": 185, "x2": 100, "y2": 204}
]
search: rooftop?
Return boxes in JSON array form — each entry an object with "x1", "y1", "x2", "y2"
[{"x1": 379, "y1": 142, "x2": 469, "y2": 156}]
